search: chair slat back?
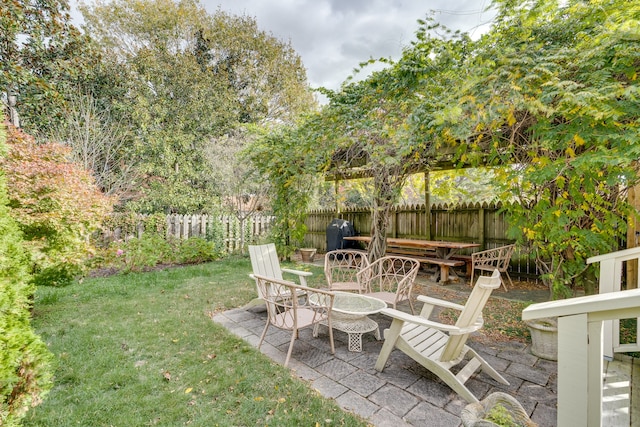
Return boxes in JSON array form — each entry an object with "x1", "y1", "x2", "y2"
[
  {"x1": 249, "y1": 244, "x2": 283, "y2": 280},
  {"x1": 358, "y1": 256, "x2": 419, "y2": 294},
  {"x1": 441, "y1": 269, "x2": 501, "y2": 361},
  {"x1": 472, "y1": 244, "x2": 515, "y2": 272},
  {"x1": 325, "y1": 250, "x2": 369, "y2": 291},
  {"x1": 254, "y1": 274, "x2": 334, "y2": 331}
]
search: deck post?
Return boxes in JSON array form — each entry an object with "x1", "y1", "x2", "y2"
[{"x1": 522, "y1": 288, "x2": 640, "y2": 427}]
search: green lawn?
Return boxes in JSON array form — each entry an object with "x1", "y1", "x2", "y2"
[{"x1": 24, "y1": 257, "x2": 368, "y2": 427}]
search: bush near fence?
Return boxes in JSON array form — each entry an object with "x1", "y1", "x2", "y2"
[{"x1": 98, "y1": 213, "x2": 273, "y2": 254}]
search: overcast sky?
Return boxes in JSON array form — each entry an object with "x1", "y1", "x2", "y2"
[{"x1": 202, "y1": 0, "x2": 497, "y2": 93}]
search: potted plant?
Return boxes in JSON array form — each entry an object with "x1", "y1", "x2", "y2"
[
  {"x1": 461, "y1": 392, "x2": 537, "y2": 427},
  {"x1": 299, "y1": 247, "x2": 317, "y2": 262}
]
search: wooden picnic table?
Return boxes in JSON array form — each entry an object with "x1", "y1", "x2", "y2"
[{"x1": 343, "y1": 236, "x2": 480, "y2": 283}]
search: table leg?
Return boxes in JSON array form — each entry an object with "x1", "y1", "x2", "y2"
[
  {"x1": 347, "y1": 332, "x2": 364, "y2": 352},
  {"x1": 317, "y1": 314, "x2": 381, "y2": 352}
]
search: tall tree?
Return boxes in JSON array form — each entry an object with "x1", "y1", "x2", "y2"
[
  {"x1": 294, "y1": 20, "x2": 474, "y2": 261},
  {"x1": 81, "y1": 0, "x2": 316, "y2": 213},
  {"x1": 0, "y1": 0, "x2": 101, "y2": 136},
  {"x1": 426, "y1": 0, "x2": 640, "y2": 298}
]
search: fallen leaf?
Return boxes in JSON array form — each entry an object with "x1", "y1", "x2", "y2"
[{"x1": 185, "y1": 388, "x2": 193, "y2": 394}]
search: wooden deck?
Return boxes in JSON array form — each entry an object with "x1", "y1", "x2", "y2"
[{"x1": 603, "y1": 354, "x2": 640, "y2": 426}]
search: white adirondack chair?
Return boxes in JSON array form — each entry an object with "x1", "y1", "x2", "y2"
[
  {"x1": 374, "y1": 269, "x2": 508, "y2": 403},
  {"x1": 248, "y1": 243, "x2": 312, "y2": 304}
]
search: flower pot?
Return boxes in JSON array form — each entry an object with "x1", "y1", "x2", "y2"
[
  {"x1": 525, "y1": 317, "x2": 558, "y2": 361},
  {"x1": 299, "y1": 248, "x2": 316, "y2": 263},
  {"x1": 461, "y1": 392, "x2": 537, "y2": 427}
]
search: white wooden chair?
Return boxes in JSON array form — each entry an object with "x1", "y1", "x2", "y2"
[
  {"x1": 324, "y1": 249, "x2": 370, "y2": 292},
  {"x1": 357, "y1": 256, "x2": 420, "y2": 314},
  {"x1": 470, "y1": 244, "x2": 515, "y2": 291},
  {"x1": 374, "y1": 269, "x2": 508, "y2": 403},
  {"x1": 248, "y1": 243, "x2": 312, "y2": 303},
  {"x1": 254, "y1": 274, "x2": 335, "y2": 367}
]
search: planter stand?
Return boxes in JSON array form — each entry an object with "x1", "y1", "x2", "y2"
[
  {"x1": 461, "y1": 392, "x2": 537, "y2": 427},
  {"x1": 525, "y1": 317, "x2": 558, "y2": 361}
]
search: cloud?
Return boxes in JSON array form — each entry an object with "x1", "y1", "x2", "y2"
[{"x1": 202, "y1": 1, "x2": 496, "y2": 94}]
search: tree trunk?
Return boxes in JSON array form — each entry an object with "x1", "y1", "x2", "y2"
[{"x1": 367, "y1": 174, "x2": 395, "y2": 263}]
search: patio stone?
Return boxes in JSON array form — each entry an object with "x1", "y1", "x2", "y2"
[
  {"x1": 404, "y1": 401, "x2": 462, "y2": 427},
  {"x1": 506, "y1": 361, "x2": 552, "y2": 386},
  {"x1": 497, "y1": 347, "x2": 539, "y2": 366},
  {"x1": 339, "y1": 370, "x2": 386, "y2": 397},
  {"x1": 406, "y1": 376, "x2": 456, "y2": 407},
  {"x1": 316, "y1": 358, "x2": 358, "y2": 380},
  {"x1": 368, "y1": 384, "x2": 420, "y2": 417},
  {"x1": 311, "y1": 375, "x2": 348, "y2": 399},
  {"x1": 368, "y1": 408, "x2": 413, "y2": 427},
  {"x1": 531, "y1": 402, "x2": 557, "y2": 427},
  {"x1": 336, "y1": 390, "x2": 379, "y2": 418},
  {"x1": 375, "y1": 362, "x2": 421, "y2": 389}
]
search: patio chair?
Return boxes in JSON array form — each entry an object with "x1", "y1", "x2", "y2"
[
  {"x1": 324, "y1": 249, "x2": 370, "y2": 292},
  {"x1": 470, "y1": 244, "x2": 515, "y2": 291},
  {"x1": 374, "y1": 269, "x2": 509, "y2": 403},
  {"x1": 357, "y1": 256, "x2": 420, "y2": 314},
  {"x1": 254, "y1": 274, "x2": 335, "y2": 367},
  {"x1": 248, "y1": 243, "x2": 312, "y2": 304}
]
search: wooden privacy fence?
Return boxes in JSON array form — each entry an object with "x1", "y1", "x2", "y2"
[
  {"x1": 304, "y1": 202, "x2": 538, "y2": 279},
  {"x1": 100, "y1": 214, "x2": 273, "y2": 254}
]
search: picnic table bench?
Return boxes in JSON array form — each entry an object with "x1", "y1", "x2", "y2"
[{"x1": 343, "y1": 236, "x2": 479, "y2": 284}]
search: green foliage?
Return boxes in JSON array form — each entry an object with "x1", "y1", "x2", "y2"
[
  {"x1": 485, "y1": 404, "x2": 518, "y2": 427},
  {"x1": 172, "y1": 237, "x2": 219, "y2": 264},
  {"x1": 81, "y1": 0, "x2": 316, "y2": 214},
  {"x1": 0, "y1": 124, "x2": 53, "y2": 426},
  {"x1": 2, "y1": 124, "x2": 114, "y2": 286},
  {"x1": 406, "y1": 1, "x2": 640, "y2": 298},
  {"x1": 246, "y1": 127, "x2": 312, "y2": 258},
  {"x1": 0, "y1": 0, "x2": 103, "y2": 136},
  {"x1": 100, "y1": 235, "x2": 220, "y2": 273},
  {"x1": 108, "y1": 235, "x2": 173, "y2": 272}
]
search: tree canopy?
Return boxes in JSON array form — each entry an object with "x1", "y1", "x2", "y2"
[
  {"x1": 1, "y1": 0, "x2": 101, "y2": 135},
  {"x1": 258, "y1": 0, "x2": 640, "y2": 297},
  {"x1": 79, "y1": 0, "x2": 317, "y2": 213}
]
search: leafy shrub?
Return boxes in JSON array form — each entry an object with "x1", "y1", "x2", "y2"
[
  {"x1": 0, "y1": 124, "x2": 53, "y2": 425},
  {"x1": 1, "y1": 124, "x2": 114, "y2": 286},
  {"x1": 172, "y1": 237, "x2": 219, "y2": 264},
  {"x1": 108, "y1": 234, "x2": 172, "y2": 272}
]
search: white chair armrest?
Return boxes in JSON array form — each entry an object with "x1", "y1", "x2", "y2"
[
  {"x1": 381, "y1": 308, "x2": 482, "y2": 335},
  {"x1": 381, "y1": 308, "x2": 459, "y2": 333},
  {"x1": 281, "y1": 268, "x2": 313, "y2": 277},
  {"x1": 417, "y1": 295, "x2": 465, "y2": 311}
]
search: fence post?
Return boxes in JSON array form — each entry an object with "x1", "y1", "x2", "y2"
[
  {"x1": 478, "y1": 205, "x2": 486, "y2": 249},
  {"x1": 424, "y1": 172, "x2": 432, "y2": 240}
]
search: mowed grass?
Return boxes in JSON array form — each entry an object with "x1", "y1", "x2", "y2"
[{"x1": 24, "y1": 257, "x2": 367, "y2": 427}]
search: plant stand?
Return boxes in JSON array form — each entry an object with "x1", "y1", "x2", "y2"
[
  {"x1": 461, "y1": 392, "x2": 537, "y2": 427},
  {"x1": 525, "y1": 317, "x2": 558, "y2": 361}
]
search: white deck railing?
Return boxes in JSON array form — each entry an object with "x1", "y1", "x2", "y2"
[
  {"x1": 587, "y1": 246, "x2": 640, "y2": 359},
  {"x1": 522, "y1": 288, "x2": 640, "y2": 426}
]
